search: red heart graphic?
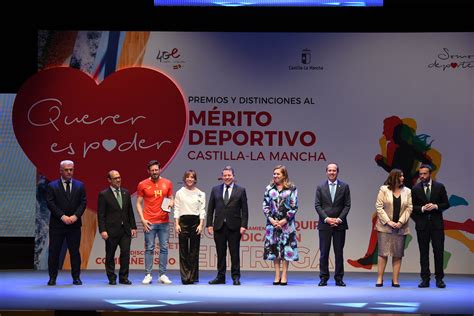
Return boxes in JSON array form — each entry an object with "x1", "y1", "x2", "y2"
[
  {"x1": 13, "y1": 67, "x2": 188, "y2": 210},
  {"x1": 451, "y1": 62, "x2": 458, "y2": 68}
]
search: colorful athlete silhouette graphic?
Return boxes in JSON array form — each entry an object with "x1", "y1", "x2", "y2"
[
  {"x1": 348, "y1": 116, "x2": 472, "y2": 269},
  {"x1": 374, "y1": 116, "x2": 436, "y2": 186}
]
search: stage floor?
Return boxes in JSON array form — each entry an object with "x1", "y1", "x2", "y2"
[{"x1": 0, "y1": 270, "x2": 472, "y2": 314}]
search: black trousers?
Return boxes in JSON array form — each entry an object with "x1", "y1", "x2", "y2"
[
  {"x1": 178, "y1": 215, "x2": 201, "y2": 283},
  {"x1": 48, "y1": 226, "x2": 81, "y2": 279},
  {"x1": 319, "y1": 229, "x2": 346, "y2": 281},
  {"x1": 105, "y1": 227, "x2": 132, "y2": 281},
  {"x1": 214, "y1": 222, "x2": 241, "y2": 280},
  {"x1": 416, "y1": 228, "x2": 445, "y2": 281}
]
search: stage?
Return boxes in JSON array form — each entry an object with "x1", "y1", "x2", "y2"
[{"x1": 0, "y1": 270, "x2": 472, "y2": 314}]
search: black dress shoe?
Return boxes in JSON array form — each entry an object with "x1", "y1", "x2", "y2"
[
  {"x1": 208, "y1": 278, "x2": 225, "y2": 285},
  {"x1": 375, "y1": 281, "x2": 383, "y2": 287},
  {"x1": 182, "y1": 280, "x2": 194, "y2": 285},
  {"x1": 318, "y1": 279, "x2": 328, "y2": 286},
  {"x1": 391, "y1": 281, "x2": 400, "y2": 287},
  {"x1": 47, "y1": 278, "x2": 56, "y2": 286},
  {"x1": 109, "y1": 279, "x2": 117, "y2": 285},
  {"x1": 418, "y1": 280, "x2": 430, "y2": 288},
  {"x1": 119, "y1": 279, "x2": 132, "y2": 285},
  {"x1": 335, "y1": 280, "x2": 346, "y2": 287},
  {"x1": 273, "y1": 280, "x2": 281, "y2": 285},
  {"x1": 73, "y1": 278, "x2": 82, "y2": 285},
  {"x1": 233, "y1": 279, "x2": 241, "y2": 286},
  {"x1": 436, "y1": 280, "x2": 446, "y2": 288},
  {"x1": 280, "y1": 281, "x2": 287, "y2": 286}
]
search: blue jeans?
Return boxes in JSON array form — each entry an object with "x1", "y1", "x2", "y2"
[{"x1": 144, "y1": 222, "x2": 170, "y2": 275}]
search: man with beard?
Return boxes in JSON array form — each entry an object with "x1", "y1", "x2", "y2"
[
  {"x1": 136, "y1": 160, "x2": 174, "y2": 285},
  {"x1": 411, "y1": 164, "x2": 450, "y2": 288}
]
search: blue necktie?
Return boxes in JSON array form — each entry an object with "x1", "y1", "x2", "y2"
[{"x1": 330, "y1": 183, "x2": 336, "y2": 203}]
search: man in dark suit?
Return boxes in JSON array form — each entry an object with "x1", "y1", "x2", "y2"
[
  {"x1": 314, "y1": 162, "x2": 351, "y2": 287},
  {"x1": 207, "y1": 166, "x2": 248, "y2": 285},
  {"x1": 46, "y1": 160, "x2": 87, "y2": 286},
  {"x1": 98, "y1": 170, "x2": 137, "y2": 285},
  {"x1": 411, "y1": 164, "x2": 450, "y2": 288}
]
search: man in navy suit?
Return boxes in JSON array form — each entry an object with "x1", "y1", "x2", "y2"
[
  {"x1": 315, "y1": 163, "x2": 351, "y2": 287},
  {"x1": 98, "y1": 170, "x2": 137, "y2": 285},
  {"x1": 46, "y1": 160, "x2": 87, "y2": 286},
  {"x1": 207, "y1": 166, "x2": 248, "y2": 285},
  {"x1": 411, "y1": 164, "x2": 450, "y2": 288}
]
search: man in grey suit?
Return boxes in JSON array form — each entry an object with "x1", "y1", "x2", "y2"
[
  {"x1": 207, "y1": 166, "x2": 248, "y2": 285},
  {"x1": 315, "y1": 163, "x2": 351, "y2": 287},
  {"x1": 97, "y1": 170, "x2": 137, "y2": 285}
]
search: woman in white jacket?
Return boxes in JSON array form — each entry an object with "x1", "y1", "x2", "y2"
[{"x1": 375, "y1": 169, "x2": 413, "y2": 287}]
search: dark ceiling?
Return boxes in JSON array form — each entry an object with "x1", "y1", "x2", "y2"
[{"x1": 0, "y1": 0, "x2": 472, "y2": 92}]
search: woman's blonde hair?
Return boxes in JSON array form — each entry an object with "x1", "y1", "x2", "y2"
[{"x1": 271, "y1": 165, "x2": 294, "y2": 189}]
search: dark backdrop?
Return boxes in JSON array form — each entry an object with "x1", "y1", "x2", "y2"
[{"x1": 0, "y1": 0, "x2": 472, "y2": 93}]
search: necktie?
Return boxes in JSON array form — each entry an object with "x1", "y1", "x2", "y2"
[
  {"x1": 65, "y1": 180, "x2": 71, "y2": 195},
  {"x1": 425, "y1": 183, "x2": 431, "y2": 200},
  {"x1": 115, "y1": 189, "x2": 123, "y2": 208},
  {"x1": 224, "y1": 185, "x2": 230, "y2": 204},
  {"x1": 330, "y1": 183, "x2": 336, "y2": 203}
]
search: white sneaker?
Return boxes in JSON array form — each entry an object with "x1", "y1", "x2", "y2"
[
  {"x1": 142, "y1": 274, "x2": 153, "y2": 284},
  {"x1": 159, "y1": 274, "x2": 172, "y2": 284}
]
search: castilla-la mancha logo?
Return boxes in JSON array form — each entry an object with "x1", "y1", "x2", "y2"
[
  {"x1": 289, "y1": 48, "x2": 324, "y2": 71},
  {"x1": 428, "y1": 48, "x2": 473, "y2": 71}
]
